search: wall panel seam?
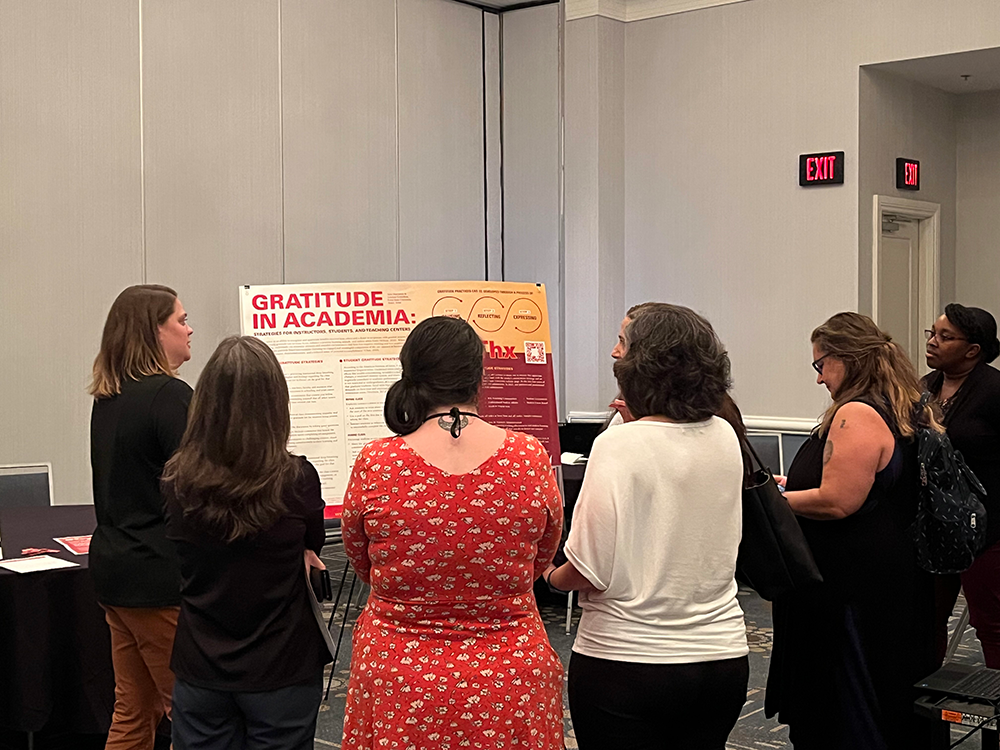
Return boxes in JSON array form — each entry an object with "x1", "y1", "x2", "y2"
[
  {"x1": 394, "y1": 0, "x2": 401, "y2": 281},
  {"x1": 278, "y1": 0, "x2": 286, "y2": 283},
  {"x1": 139, "y1": 0, "x2": 147, "y2": 282},
  {"x1": 499, "y1": 11, "x2": 506, "y2": 280},
  {"x1": 482, "y1": 11, "x2": 489, "y2": 280}
]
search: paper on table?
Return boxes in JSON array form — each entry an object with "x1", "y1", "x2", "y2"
[
  {"x1": 0, "y1": 555, "x2": 80, "y2": 574},
  {"x1": 54, "y1": 535, "x2": 92, "y2": 555},
  {"x1": 560, "y1": 452, "x2": 588, "y2": 465}
]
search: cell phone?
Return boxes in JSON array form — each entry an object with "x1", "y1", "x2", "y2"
[{"x1": 309, "y1": 566, "x2": 332, "y2": 601}]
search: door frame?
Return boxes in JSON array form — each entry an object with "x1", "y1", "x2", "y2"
[{"x1": 871, "y1": 195, "x2": 941, "y2": 346}]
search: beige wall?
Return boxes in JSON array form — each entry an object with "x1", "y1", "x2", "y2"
[
  {"x1": 0, "y1": 0, "x2": 559, "y2": 504},
  {"x1": 857, "y1": 68, "x2": 957, "y2": 317},
  {"x1": 956, "y1": 91, "x2": 1000, "y2": 311},
  {"x1": 613, "y1": 0, "x2": 1000, "y2": 421}
]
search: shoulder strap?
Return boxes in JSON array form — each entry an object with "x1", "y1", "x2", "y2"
[
  {"x1": 743, "y1": 438, "x2": 770, "y2": 474},
  {"x1": 913, "y1": 391, "x2": 932, "y2": 429}
]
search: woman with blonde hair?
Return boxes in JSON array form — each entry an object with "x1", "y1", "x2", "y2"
[
  {"x1": 766, "y1": 312, "x2": 946, "y2": 749},
  {"x1": 163, "y1": 336, "x2": 330, "y2": 749},
  {"x1": 89, "y1": 284, "x2": 193, "y2": 749}
]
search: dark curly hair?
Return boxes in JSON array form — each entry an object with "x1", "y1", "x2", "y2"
[
  {"x1": 383, "y1": 316, "x2": 485, "y2": 435},
  {"x1": 944, "y1": 303, "x2": 1000, "y2": 364},
  {"x1": 613, "y1": 304, "x2": 732, "y2": 422}
]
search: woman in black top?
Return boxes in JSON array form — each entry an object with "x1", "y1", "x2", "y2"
[
  {"x1": 766, "y1": 313, "x2": 945, "y2": 750},
  {"x1": 89, "y1": 284, "x2": 193, "y2": 749},
  {"x1": 924, "y1": 304, "x2": 1000, "y2": 668},
  {"x1": 163, "y1": 336, "x2": 330, "y2": 750}
]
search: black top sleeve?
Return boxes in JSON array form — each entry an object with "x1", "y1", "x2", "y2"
[
  {"x1": 154, "y1": 377, "x2": 193, "y2": 457},
  {"x1": 296, "y1": 458, "x2": 326, "y2": 555}
]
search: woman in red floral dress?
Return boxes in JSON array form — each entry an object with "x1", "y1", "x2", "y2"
[{"x1": 341, "y1": 316, "x2": 564, "y2": 750}]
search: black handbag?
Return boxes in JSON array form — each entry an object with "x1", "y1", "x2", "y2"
[
  {"x1": 309, "y1": 565, "x2": 333, "y2": 602},
  {"x1": 735, "y1": 440, "x2": 823, "y2": 601}
]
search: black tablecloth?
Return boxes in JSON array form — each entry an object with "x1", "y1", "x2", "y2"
[{"x1": 0, "y1": 506, "x2": 114, "y2": 733}]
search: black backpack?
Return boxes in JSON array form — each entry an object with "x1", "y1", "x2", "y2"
[{"x1": 911, "y1": 392, "x2": 988, "y2": 574}]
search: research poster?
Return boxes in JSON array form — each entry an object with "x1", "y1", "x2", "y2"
[{"x1": 239, "y1": 281, "x2": 560, "y2": 507}]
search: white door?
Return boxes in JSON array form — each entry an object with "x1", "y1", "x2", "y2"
[
  {"x1": 871, "y1": 196, "x2": 940, "y2": 377},
  {"x1": 877, "y1": 217, "x2": 922, "y2": 367}
]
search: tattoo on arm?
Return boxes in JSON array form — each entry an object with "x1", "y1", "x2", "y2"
[
  {"x1": 823, "y1": 441, "x2": 834, "y2": 465},
  {"x1": 839, "y1": 419, "x2": 847, "y2": 429}
]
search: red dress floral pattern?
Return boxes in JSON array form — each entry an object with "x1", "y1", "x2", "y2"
[{"x1": 341, "y1": 431, "x2": 564, "y2": 750}]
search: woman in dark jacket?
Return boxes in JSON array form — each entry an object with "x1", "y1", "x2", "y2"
[
  {"x1": 89, "y1": 284, "x2": 193, "y2": 749},
  {"x1": 163, "y1": 336, "x2": 330, "y2": 750},
  {"x1": 924, "y1": 303, "x2": 1000, "y2": 668}
]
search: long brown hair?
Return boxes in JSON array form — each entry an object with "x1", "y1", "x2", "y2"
[
  {"x1": 162, "y1": 336, "x2": 300, "y2": 541},
  {"x1": 89, "y1": 285, "x2": 177, "y2": 398},
  {"x1": 812, "y1": 312, "x2": 939, "y2": 438}
]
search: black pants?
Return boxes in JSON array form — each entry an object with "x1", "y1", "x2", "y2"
[
  {"x1": 568, "y1": 652, "x2": 749, "y2": 750},
  {"x1": 171, "y1": 672, "x2": 323, "y2": 750}
]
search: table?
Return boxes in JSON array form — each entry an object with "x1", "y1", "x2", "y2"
[
  {"x1": 915, "y1": 693, "x2": 999, "y2": 748},
  {"x1": 0, "y1": 506, "x2": 114, "y2": 735}
]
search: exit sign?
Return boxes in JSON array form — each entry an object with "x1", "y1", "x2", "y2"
[
  {"x1": 799, "y1": 151, "x2": 845, "y2": 186},
  {"x1": 897, "y1": 158, "x2": 920, "y2": 190}
]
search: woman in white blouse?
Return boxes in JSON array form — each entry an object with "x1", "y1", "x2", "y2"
[{"x1": 545, "y1": 303, "x2": 749, "y2": 750}]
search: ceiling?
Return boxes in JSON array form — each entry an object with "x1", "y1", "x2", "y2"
[{"x1": 867, "y1": 47, "x2": 1000, "y2": 94}]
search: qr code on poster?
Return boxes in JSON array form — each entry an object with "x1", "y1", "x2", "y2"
[{"x1": 524, "y1": 341, "x2": 546, "y2": 365}]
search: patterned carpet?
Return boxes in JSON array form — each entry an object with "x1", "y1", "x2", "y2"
[
  {"x1": 1, "y1": 545, "x2": 989, "y2": 749},
  {"x1": 311, "y1": 546, "x2": 991, "y2": 749}
]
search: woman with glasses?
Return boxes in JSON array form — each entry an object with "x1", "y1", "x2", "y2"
[
  {"x1": 923, "y1": 304, "x2": 1000, "y2": 669},
  {"x1": 765, "y1": 313, "x2": 945, "y2": 750}
]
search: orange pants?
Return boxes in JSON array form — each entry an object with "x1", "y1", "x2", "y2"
[{"x1": 103, "y1": 605, "x2": 179, "y2": 750}]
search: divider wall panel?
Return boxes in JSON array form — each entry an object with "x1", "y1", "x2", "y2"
[
  {"x1": 564, "y1": 18, "x2": 602, "y2": 414},
  {"x1": 281, "y1": 0, "x2": 399, "y2": 284},
  {"x1": 397, "y1": 0, "x2": 486, "y2": 281},
  {"x1": 502, "y1": 5, "x2": 563, "y2": 410},
  {"x1": 484, "y1": 11, "x2": 504, "y2": 283},
  {"x1": 0, "y1": 0, "x2": 533, "y2": 502},
  {"x1": 0, "y1": 0, "x2": 143, "y2": 503},
  {"x1": 142, "y1": 0, "x2": 284, "y2": 379}
]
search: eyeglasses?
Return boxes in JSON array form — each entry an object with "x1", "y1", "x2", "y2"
[
  {"x1": 924, "y1": 329, "x2": 968, "y2": 344},
  {"x1": 812, "y1": 354, "x2": 830, "y2": 374}
]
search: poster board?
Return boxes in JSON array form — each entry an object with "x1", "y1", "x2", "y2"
[{"x1": 239, "y1": 281, "x2": 560, "y2": 507}]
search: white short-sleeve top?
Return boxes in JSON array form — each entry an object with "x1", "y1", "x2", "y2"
[{"x1": 565, "y1": 417, "x2": 749, "y2": 664}]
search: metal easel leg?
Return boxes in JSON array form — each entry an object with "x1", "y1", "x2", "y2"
[
  {"x1": 945, "y1": 598, "x2": 971, "y2": 664},
  {"x1": 325, "y1": 572, "x2": 358, "y2": 700},
  {"x1": 326, "y1": 560, "x2": 351, "y2": 630},
  {"x1": 565, "y1": 590, "x2": 573, "y2": 636}
]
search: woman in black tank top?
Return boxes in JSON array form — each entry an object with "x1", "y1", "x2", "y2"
[{"x1": 764, "y1": 313, "x2": 946, "y2": 750}]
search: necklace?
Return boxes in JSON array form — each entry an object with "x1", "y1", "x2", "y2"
[
  {"x1": 937, "y1": 378, "x2": 968, "y2": 415},
  {"x1": 423, "y1": 407, "x2": 479, "y2": 438}
]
